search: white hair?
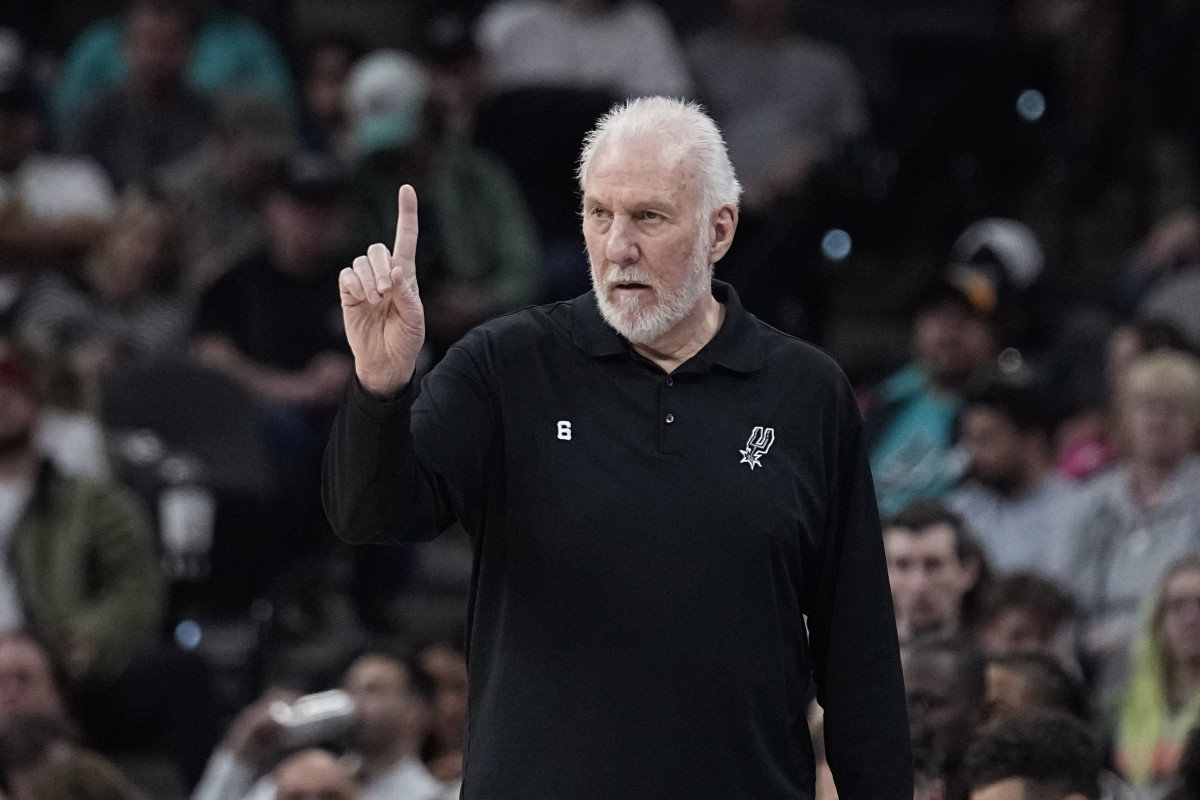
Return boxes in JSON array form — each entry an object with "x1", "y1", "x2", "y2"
[{"x1": 576, "y1": 96, "x2": 742, "y2": 218}]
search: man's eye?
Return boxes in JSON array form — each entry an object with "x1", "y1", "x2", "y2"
[
  {"x1": 642, "y1": 211, "x2": 662, "y2": 221},
  {"x1": 591, "y1": 207, "x2": 610, "y2": 218}
]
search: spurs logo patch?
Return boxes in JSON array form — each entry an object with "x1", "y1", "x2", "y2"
[{"x1": 739, "y1": 426, "x2": 775, "y2": 470}]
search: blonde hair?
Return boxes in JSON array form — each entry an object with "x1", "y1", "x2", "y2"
[{"x1": 1119, "y1": 350, "x2": 1200, "y2": 412}]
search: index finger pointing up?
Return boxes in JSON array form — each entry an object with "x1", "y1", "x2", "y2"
[{"x1": 393, "y1": 184, "x2": 419, "y2": 263}]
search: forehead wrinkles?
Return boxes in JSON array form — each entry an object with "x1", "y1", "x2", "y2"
[{"x1": 586, "y1": 134, "x2": 698, "y2": 200}]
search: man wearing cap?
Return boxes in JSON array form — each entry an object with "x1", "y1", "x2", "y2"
[
  {"x1": 344, "y1": 49, "x2": 541, "y2": 357},
  {"x1": 864, "y1": 279, "x2": 998, "y2": 517},
  {"x1": 0, "y1": 69, "x2": 116, "y2": 272},
  {"x1": 324, "y1": 97, "x2": 911, "y2": 798}
]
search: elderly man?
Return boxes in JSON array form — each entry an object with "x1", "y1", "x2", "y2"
[{"x1": 324, "y1": 96, "x2": 911, "y2": 798}]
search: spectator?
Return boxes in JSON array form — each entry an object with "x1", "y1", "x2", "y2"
[
  {"x1": 865, "y1": 282, "x2": 996, "y2": 516},
  {"x1": 687, "y1": 0, "x2": 868, "y2": 213},
  {"x1": 52, "y1": 3, "x2": 294, "y2": 138},
  {"x1": 157, "y1": 90, "x2": 295, "y2": 291},
  {"x1": 192, "y1": 653, "x2": 445, "y2": 800},
  {"x1": 0, "y1": 69, "x2": 115, "y2": 274},
  {"x1": 885, "y1": 500, "x2": 984, "y2": 644},
  {"x1": 475, "y1": 0, "x2": 692, "y2": 99},
  {"x1": 947, "y1": 368, "x2": 1076, "y2": 573},
  {"x1": 1059, "y1": 319, "x2": 1192, "y2": 483},
  {"x1": 974, "y1": 573, "x2": 1074, "y2": 659},
  {"x1": 273, "y1": 750, "x2": 357, "y2": 800},
  {"x1": 1053, "y1": 351, "x2": 1200, "y2": 696},
  {"x1": 415, "y1": 643, "x2": 465, "y2": 787},
  {"x1": 423, "y1": 14, "x2": 485, "y2": 144},
  {"x1": 344, "y1": 49, "x2": 541, "y2": 357},
  {"x1": 16, "y1": 189, "x2": 190, "y2": 370},
  {"x1": 1116, "y1": 556, "x2": 1200, "y2": 791},
  {"x1": 903, "y1": 635, "x2": 987, "y2": 800},
  {"x1": 963, "y1": 711, "x2": 1102, "y2": 800},
  {"x1": 63, "y1": 0, "x2": 213, "y2": 189},
  {"x1": 984, "y1": 653, "x2": 1089, "y2": 724}
]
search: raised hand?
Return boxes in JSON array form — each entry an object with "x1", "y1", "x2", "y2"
[{"x1": 339, "y1": 185, "x2": 425, "y2": 396}]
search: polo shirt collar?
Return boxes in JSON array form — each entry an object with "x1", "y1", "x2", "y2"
[{"x1": 571, "y1": 279, "x2": 765, "y2": 373}]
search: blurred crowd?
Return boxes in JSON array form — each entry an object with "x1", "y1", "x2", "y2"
[{"x1": 2, "y1": 0, "x2": 1200, "y2": 797}]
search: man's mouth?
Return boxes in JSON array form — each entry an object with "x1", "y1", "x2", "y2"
[{"x1": 612, "y1": 282, "x2": 651, "y2": 291}]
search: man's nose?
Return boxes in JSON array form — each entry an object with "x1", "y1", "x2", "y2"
[{"x1": 604, "y1": 216, "x2": 639, "y2": 266}]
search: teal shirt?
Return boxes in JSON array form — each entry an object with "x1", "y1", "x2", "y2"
[
  {"x1": 868, "y1": 364, "x2": 964, "y2": 517},
  {"x1": 52, "y1": 13, "x2": 295, "y2": 131}
]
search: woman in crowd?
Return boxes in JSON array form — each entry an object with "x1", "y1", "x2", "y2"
[
  {"x1": 17, "y1": 189, "x2": 191, "y2": 372},
  {"x1": 1054, "y1": 351, "x2": 1200, "y2": 699},
  {"x1": 1117, "y1": 556, "x2": 1200, "y2": 793}
]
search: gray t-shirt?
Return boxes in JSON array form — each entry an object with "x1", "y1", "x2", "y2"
[{"x1": 946, "y1": 473, "x2": 1076, "y2": 574}]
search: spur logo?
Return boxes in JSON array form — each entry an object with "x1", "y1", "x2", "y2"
[{"x1": 739, "y1": 426, "x2": 775, "y2": 470}]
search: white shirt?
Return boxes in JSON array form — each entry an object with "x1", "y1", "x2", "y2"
[
  {"x1": 476, "y1": 0, "x2": 693, "y2": 98},
  {"x1": 191, "y1": 750, "x2": 449, "y2": 800},
  {"x1": 0, "y1": 153, "x2": 115, "y2": 223}
]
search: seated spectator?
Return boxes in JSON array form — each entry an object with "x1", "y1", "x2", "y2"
[
  {"x1": 192, "y1": 152, "x2": 351, "y2": 420},
  {"x1": 984, "y1": 653, "x2": 1089, "y2": 724},
  {"x1": 415, "y1": 643, "x2": 465, "y2": 787},
  {"x1": 1116, "y1": 556, "x2": 1200, "y2": 791},
  {"x1": 0, "y1": 351, "x2": 218, "y2": 788},
  {"x1": 885, "y1": 500, "x2": 985, "y2": 644},
  {"x1": 974, "y1": 573, "x2": 1074, "y2": 659},
  {"x1": 475, "y1": 0, "x2": 692, "y2": 99},
  {"x1": 1053, "y1": 351, "x2": 1200, "y2": 696},
  {"x1": 192, "y1": 652, "x2": 445, "y2": 800},
  {"x1": 687, "y1": 0, "x2": 868, "y2": 214},
  {"x1": 51, "y1": 4, "x2": 295, "y2": 135},
  {"x1": 963, "y1": 711, "x2": 1102, "y2": 800},
  {"x1": 157, "y1": 91, "x2": 295, "y2": 291},
  {"x1": 63, "y1": 0, "x2": 213, "y2": 188},
  {"x1": 865, "y1": 282, "x2": 996, "y2": 516},
  {"x1": 947, "y1": 368, "x2": 1076, "y2": 573},
  {"x1": 903, "y1": 635, "x2": 987, "y2": 800},
  {"x1": 17, "y1": 749, "x2": 140, "y2": 800},
  {"x1": 344, "y1": 49, "x2": 541, "y2": 357},
  {"x1": 17, "y1": 189, "x2": 190, "y2": 369},
  {"x1": 1058, "y1": 319, "x2": 1191, "y2": 482},
  {"x1": 0, "y1": 70, "x2": 115, "y2": 273},
  {"x1": 273, "y1": 750, "x2": 358, "y2": 800}
]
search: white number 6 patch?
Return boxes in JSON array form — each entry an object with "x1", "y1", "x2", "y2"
[{"x1": 557, "y1": 421, "x2": 572, "y2": 441}]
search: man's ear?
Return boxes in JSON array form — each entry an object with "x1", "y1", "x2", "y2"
[{"x1": 708, "y1": 204, "x2": 738, "y2": 264}]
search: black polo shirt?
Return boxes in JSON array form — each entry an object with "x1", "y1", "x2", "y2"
[{"x1": 322, "y1": 282, "x2": 911, "y2": 799}]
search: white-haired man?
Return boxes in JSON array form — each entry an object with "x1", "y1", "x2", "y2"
[{"x1": 324, "y1": 96, "x2": 911, "y2": 798}]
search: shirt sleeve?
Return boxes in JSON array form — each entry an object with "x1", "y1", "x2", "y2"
[
  {"x1": 804, "y1": 378, "x2": 913, "y2": 799},
  {"x1": 321, "y1": 335, "x2": 498, "y2": 545}
]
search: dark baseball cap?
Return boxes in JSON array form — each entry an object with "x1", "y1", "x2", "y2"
[{"x1": 272, "y1": 152, "x2": 349, "y2": 205}]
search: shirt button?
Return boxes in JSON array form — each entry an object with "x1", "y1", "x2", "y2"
[
  {"x1": 665, "y1": 376, "x2": 674, "y2": 387},
  {"x1": 665, "y1": 413, "x2": 675, "y2": 424}
]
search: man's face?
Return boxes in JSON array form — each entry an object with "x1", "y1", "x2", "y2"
[
  {"x1": 343, "y1": 655, "x2": 419, "y2": 752},
  {"x1": 264, "y1": 193, "x2": 345, "y2": 272},
  {"x1": 977, "y1": 608, "x2": 1055, "y2": 658},
  {"x1": 582, "y1": 134, "x2": 714, "y2": 345},
  {"x1": 984, "y1": 663, "x2": 1044, "y2": 721},
  {"x1": 904, "y1": 653, "x2": 978, "y2": 747},
  {"x1": 913, "y1": 304, "x2": 992, "y2": 388},
  {"x1": 274, "y1": 751, "x2": 357, "y2": 800},
  {"x1": 1160, "y1": 569, "x2": 1200, "y2": 665},
  {"x1": 885, "y1": 525, "x2": 976, "y2": 638},
  {"x1": 961, "y1": 407, "x2": 1033, "y2": 493},
  {"x1": 972, "y1": 779, "x2": 1029, "y2": 800},
  {"x1": 0, "y1": 637, "x2": 66, "y2": 729},
  {"x1": 123, "y1": 8, "x2": 191, "y2": 93}
]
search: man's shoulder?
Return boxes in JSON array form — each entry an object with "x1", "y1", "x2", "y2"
[
  {"x1": 454, "y1": 297, "x2": 577, "y2": 354},
  {"x1": 753, "y1": 319, "x2": 848, "y2": 384}
]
